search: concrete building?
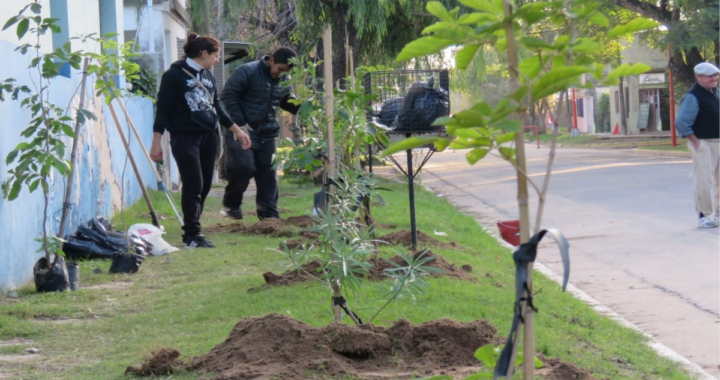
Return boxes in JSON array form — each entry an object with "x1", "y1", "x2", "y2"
[
  {"x1": 608, "y1": 39, "x2": 672, "y2": 135},
  {"x1": 0, "y1": 0, "x2": 156, "y2": 290}
]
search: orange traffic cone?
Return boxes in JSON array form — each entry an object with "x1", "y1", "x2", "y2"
[{"x1": 612, "y1": 123, "x2": 619, "y2": 135}]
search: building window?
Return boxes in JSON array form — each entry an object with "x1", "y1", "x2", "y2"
[{"x1": 577, "y1": 98, "x2": 584, "y2": 117}]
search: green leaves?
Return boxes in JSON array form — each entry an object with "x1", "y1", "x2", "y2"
[
  {"x1": 396, "y1": 37, "x2": 455, "y2": 62},
  {"x1": 532, "y1": 66, "x2": 594, "y2": 100},
  {"x1": 427, "y1": 1, "x2": 453, "y2": 23},
  {"x1": 16, "y1": 18, "x2": 29, "y2": 39},
  {"x1": 455, "y1": 45, "x2": 481, "y2": 70},
  {"x1": 608, "y1": 18, "x2": 659, "y2": 39},
  {"x1": 381, "y1": 137, "x2": 445, "y2": 156},
  {"x1": 520, "y1": 37, "x2": 553, "y2": 50},
  {"x1": 603, "y1": 63, "x2": 652, "y2": 85}
]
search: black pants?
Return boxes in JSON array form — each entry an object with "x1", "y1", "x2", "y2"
[
  {"x1": 170, "y1": 131, "x2": 218, "y2": 238},
  {"x1": 223, "y1": 132, "x2": 279, "y2": 219}
]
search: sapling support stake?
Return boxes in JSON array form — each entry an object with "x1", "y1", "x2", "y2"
[
  {"x1": 117, "y1": 99, "x2": 183, "y2": 227},
  {"x1": 58, "y1": 58, "x2": 90, "y2": 238},
  {"x1": 106, "y1": 99, "x2": 161, "y2": 228}
]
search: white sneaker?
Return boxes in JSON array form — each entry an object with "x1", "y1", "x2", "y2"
[{"x1": 698, "y1": 216, "x2": 719, "y2": 228}]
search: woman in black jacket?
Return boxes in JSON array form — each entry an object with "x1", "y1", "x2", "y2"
[{"x1": 150, "y1": 33, "x2": 251, "y2": 248}]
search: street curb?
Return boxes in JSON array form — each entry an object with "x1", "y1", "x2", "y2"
[
  {"x1": 630, "y1": 148, "x2": 692, "y2": 158},
  {"x1": 480, "y1": 225, "x2": 717, "y2": 380}
]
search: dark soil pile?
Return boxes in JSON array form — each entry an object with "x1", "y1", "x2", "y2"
[
  {"x1": 125, "y1": 348, "x2": 183, "y2": 376},
  {"x1": 186, "y1": 314, "x2": 597, "y2": 380},
  {"x1": 205, "y1": 222, "x2": 248, "y2": 234},
  {"x1": 262, "y1": 251, "x2": 472, "y2": 287},
  {"x1": 285, "y1": 215, "x2": 317, "y2": 228},
  {"x1": 537, "y1": 358, "x2": 597, "y2": 380},
  {"x1": 377, "y1": 230, "x2": 456, "y2": 248},
  {"x1": 190, "y1": 313, "x2": 499, "y2": 379},
  {"x1": 248, "y1": 219, "x2": 293, "y2": 237}
]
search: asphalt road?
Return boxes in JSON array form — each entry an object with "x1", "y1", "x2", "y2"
[{"x1": 408, "y1": 146, "x2": 719, "y2": 377}]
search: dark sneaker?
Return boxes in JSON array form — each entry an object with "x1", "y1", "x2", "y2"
[
  {"x1": 226, "y1": 207, "x2": 243, "y2": 220},
  {"x1": 185, "y1": 234, "x2": 215, "y2": 248}
]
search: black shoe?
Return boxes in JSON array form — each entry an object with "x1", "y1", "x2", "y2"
[
  {"x1": 185, "y1": 234, "x2": 215, "y2": 248},
  {"x1": 226, "y1": 207, "x2": 243, "y2": 220}
]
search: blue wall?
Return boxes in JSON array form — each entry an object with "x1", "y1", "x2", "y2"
[{"x1": 0, "y1": 39, "x2": 157, "y2": 290}]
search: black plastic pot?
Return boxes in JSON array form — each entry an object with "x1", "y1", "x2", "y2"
[
  {"x1": 33, "y1": 255, "x2": 69, "y2": 292},
  {"x1": 109, "y1": 252, "x2": 144, "y2": 274}
]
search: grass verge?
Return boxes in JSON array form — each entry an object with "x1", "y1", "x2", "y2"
[{"x1": 0, "y1": 179, "x2": 694, "y2": 380}]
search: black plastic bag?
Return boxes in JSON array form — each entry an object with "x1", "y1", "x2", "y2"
[
  {"x1": 62, "y1": 217, "x2": 152, "y2": 260},
  {"x1": 396, "y1": 80, "x2": 449, "y2": 132},
  {"x1": 33, "y1": 255, "x2": 69, "y2": 292},
  {"x1": 109, "y1": 252, "x2": 144, "y2": 274},
  {"x1": 377, "y1": 97, "x2": 404, "y2": 127}
]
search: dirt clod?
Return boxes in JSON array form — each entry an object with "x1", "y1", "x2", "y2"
[
  {"x1": 125, "y1": 348, "x2": 183, "y2": 377},
  {"x1": 205, "y1": 222, "x2": 248, "y2": 234},
  {"x1": 249, "y1": 219, "x2": 292, "y2": 237},
  {"x1": 377, "y1": 230, "x2": 455, "y2": 248},
  {"x1": 263, "y1": 251, "x2": 472, "y2": 287},
  {"x1": 461, "y1": 265, "x2": 473, "y2": 273},
  {"x1": 285, "y1": 215, "x2": 316, "y2": 228}
]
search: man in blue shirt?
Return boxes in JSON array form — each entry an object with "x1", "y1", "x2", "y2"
[{"x1": 675, "y1": 62, "x2": 720, "y2": 228}]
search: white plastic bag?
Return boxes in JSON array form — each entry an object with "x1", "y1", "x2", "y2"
[{"x1": 128, "y1": 224, "x2": 179, "y2": 256}]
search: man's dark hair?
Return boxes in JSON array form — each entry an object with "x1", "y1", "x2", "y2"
[{"x1": 272, "y1": 47, "x2": 298, "y2": 67}]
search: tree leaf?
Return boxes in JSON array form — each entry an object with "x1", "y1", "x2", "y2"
[
  {"x1": 434, "y1": 138, "x2": 450, "y2": 152},
  {"x1": 587, "y1": 12, "x2": 608, "y2": 27},
  {"x1": 381, "y1": 137, "x2": 441, "y2": 156},
  {"x1": 520, "y1": 37, "x2": 554, "y2": 49},
  {"x1": 30, "y1": 2, "x2": 42, "y2": 14},
  {"x1": 572, "y1": 38, "x2": 601, "y2": 54},
  {"x1": 426, "y1": 1, "x2": 453, "y2": 23},
  {"x1": 466, "y1": 147, "x2": 490, "y2": 165},
  {"x1": 16, "y1": 18, "x2": 29, "y2": 39},
  {"x1": 494, "y1": 120, "x2": 521, "y2": 131},
  {"x1": 2, "y1": 15, "x2": 20, "y2": 31},
  {"x1": 457, "y1": 13, "x2": 498, "y2": 25},
  {"x1": 474, "y1": 343, "x2": 497, "y2": 367},
  {"x1": 532, "y1": 66, "x2": 592, "y2": 100},
  {"x1": 458, "y1": 0, "x2": 498, "y2": 13},
  {"x1": 456, "y1": 44, "x2": 480, "y2": 70},
  {"x1": 396, "y1": 37, "x2": 455, "y2": 62},
  {"x1": 519, "y1": 56, "x2": 542, "y2": 80},
  {"x1": 603, "y1": 63, "x2": 652, "y2": 84},
  {"x1": 608, "y1": 18, "x2": 659, "y2": 39}
]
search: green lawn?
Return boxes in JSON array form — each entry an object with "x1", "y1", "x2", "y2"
[{"x1": 0, "y1": 179, "x2": 695, "y2": 379}]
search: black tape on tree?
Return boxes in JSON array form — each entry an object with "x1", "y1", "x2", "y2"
[
  {"x1": 331, "y1": 296, "x2": 363, "y2": 324},
  {"x1": 494, "y1": 229, "x2": 570, "y2": 378}
]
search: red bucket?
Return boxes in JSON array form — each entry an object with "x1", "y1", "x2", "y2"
[{"x1": 497, "y1": 220, "x2": 521, "y2": 246}]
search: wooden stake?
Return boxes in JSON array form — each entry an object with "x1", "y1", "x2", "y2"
[
  {"x1": 502, "y1": 0, "x2": 534, "y2": 378},
  {"x1": 107, "y1": 100, "x2": 160, "y2": 228},
  {"x1": 323, "y1": 25, "x2": 336, "y2": 200}
]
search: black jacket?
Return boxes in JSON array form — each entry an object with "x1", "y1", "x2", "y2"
[
  {"x1": 221, "y1": 56, "x2": 299, "y2": 140},
  {"x1": 688, "y1": 83, "x2": 720, "y2": 139},
  {"x1": 153, "y1": 59, "x2": 234, "y2": 135}
]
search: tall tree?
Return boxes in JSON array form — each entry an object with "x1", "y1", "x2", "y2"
[{"x1": 610, "y1": 0, "x2": 719, "y2": 89}]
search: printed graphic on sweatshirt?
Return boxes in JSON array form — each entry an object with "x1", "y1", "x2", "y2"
[{"x1": 185, "y1": 86, "x2": 213, "y2": 112}]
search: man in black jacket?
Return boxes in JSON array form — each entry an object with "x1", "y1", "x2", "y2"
[{"x1": 221, "y1": 48, "x2": 300, "y2": 220}]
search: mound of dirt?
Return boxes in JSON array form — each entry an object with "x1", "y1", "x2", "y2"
[
  {"x1": 248, "y1": 219, "x2": 292, "y2": 237},
  {"x1": 205, "y1": 222, "x2": 248, "y2": 234},
  {"x1": 263, "y1": 251, "x2": 472, "y2": 287},
  {"x1": 377, "y1": 230, "x2": 456, "y2": 248},
  {"x1": 125, "y1": 348, "x2": 183, "y2": 377},
  {"x1": 191, "y1": 313, "x2": 499, "y2": 379},
  {"x1": 381, "y1": 250, "x2": 474, "y2": 281},
  {"x1": 285, "y1": 215, "x2": 316, "y2": 228},
  {"x1": 538, "y1": 358, "x2": 597, "y2": 380}
]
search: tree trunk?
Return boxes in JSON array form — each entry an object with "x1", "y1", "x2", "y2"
[
  {"x1": 619, "y1": 78, "x2": 628, "y2": 135},
  {"x1": 315, "y1": 3, "x2": 360, "y2": 89}
]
